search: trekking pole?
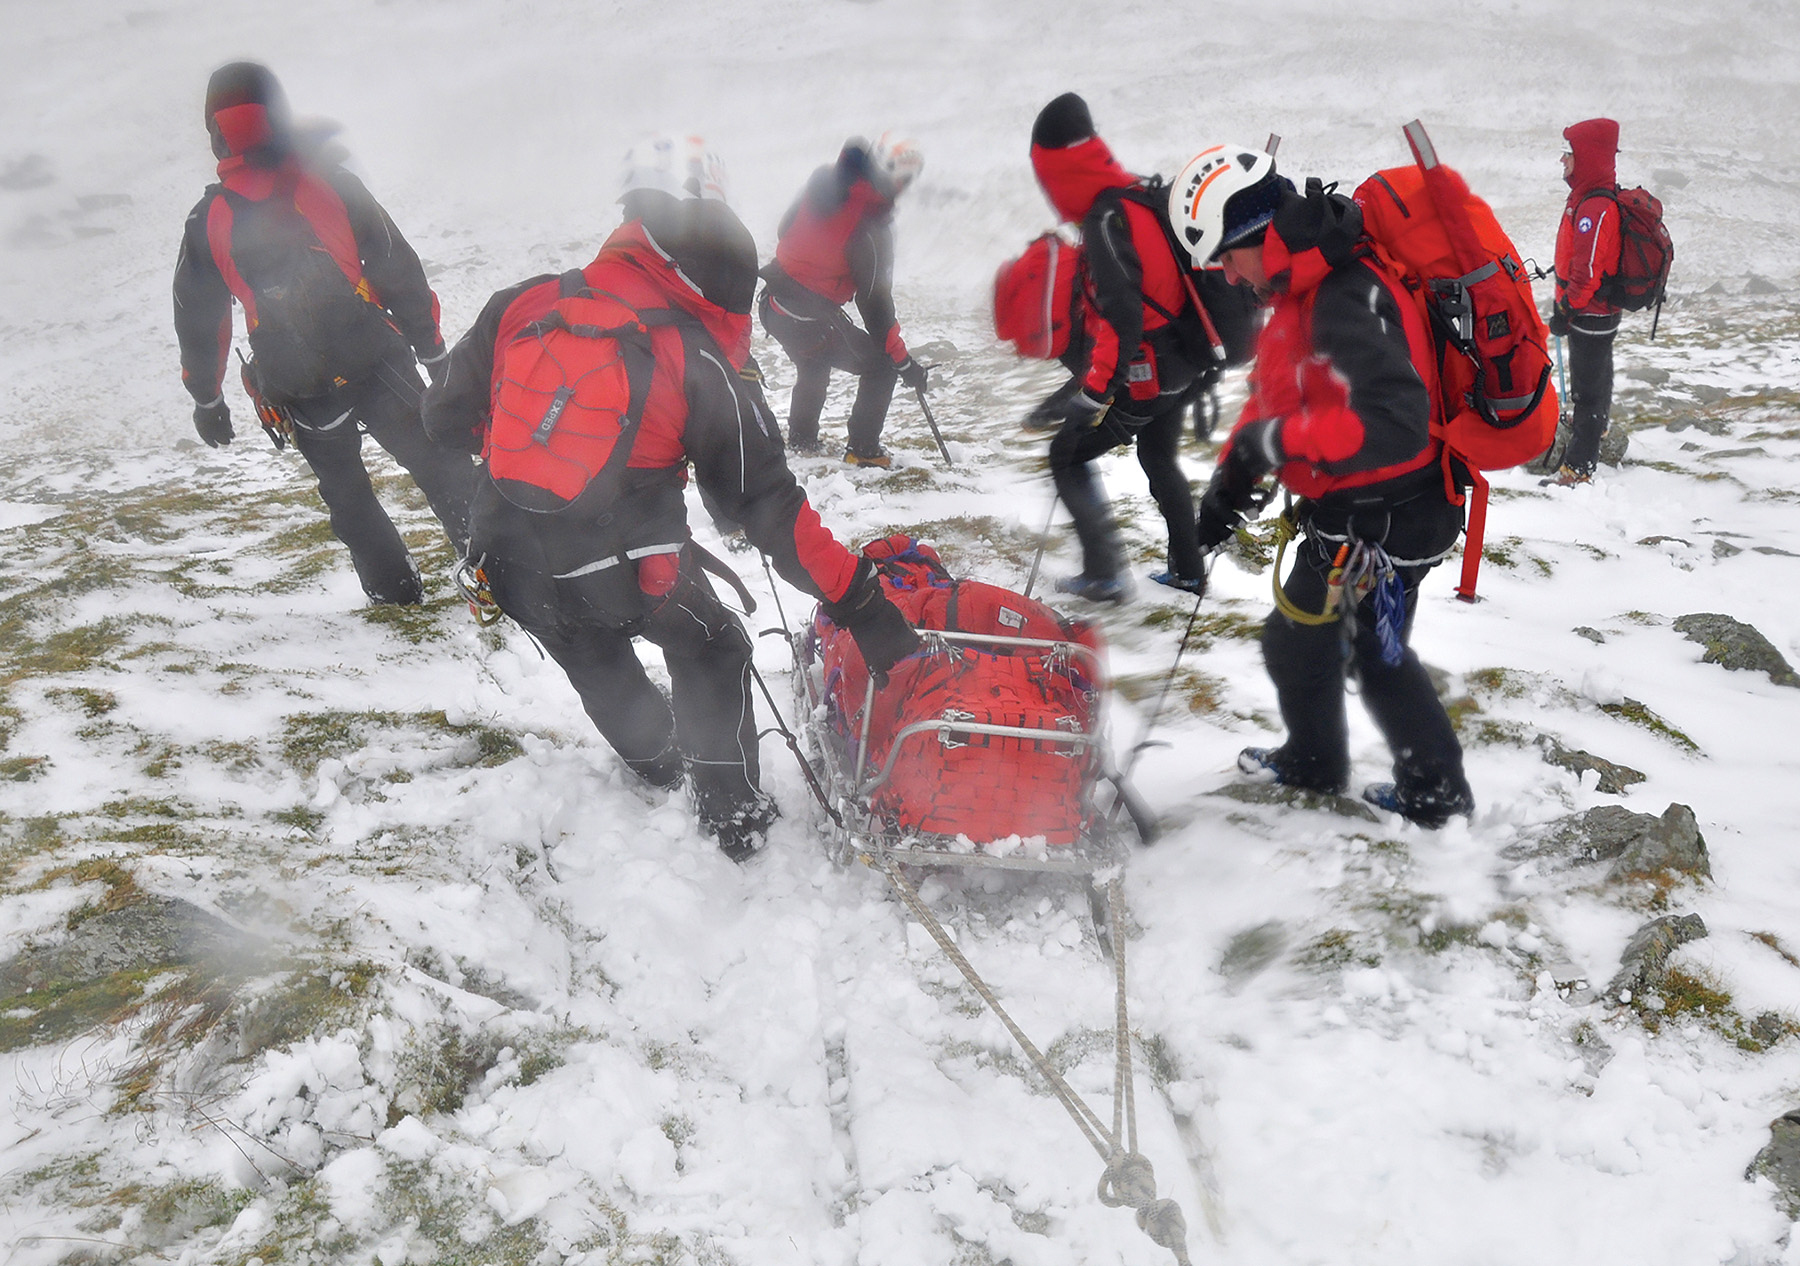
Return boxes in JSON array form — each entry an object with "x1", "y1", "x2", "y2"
[
  {"x1": 913, "y1": 383, "x2": 956, "y2": 469},
  {"x1": 1021, "y1": 487, "x2": 1060, "y2": 599},
  {"x1": 748, "y1": 551, "x2": 846, "y2": 828}
]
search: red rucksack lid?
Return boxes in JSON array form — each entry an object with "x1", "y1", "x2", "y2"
[{"x1": 994, "y1": 232, "x2": 1078, "y2": 360}]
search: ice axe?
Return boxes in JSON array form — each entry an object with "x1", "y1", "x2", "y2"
[{"x1": 911, "y1": 366, "x2": 955, "y2": 468}]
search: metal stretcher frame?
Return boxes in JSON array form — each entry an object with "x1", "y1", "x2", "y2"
[{"x1": 798, "y1": 626, "x2": 1134, "y2": 874}]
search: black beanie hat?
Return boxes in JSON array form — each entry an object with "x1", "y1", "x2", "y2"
[
  {"x1": 1031, "y1": 93, "x2": 1095, "y2": 150},
  {"x1": 204, "y1": 61, "x2": 286, "y2": 126}
]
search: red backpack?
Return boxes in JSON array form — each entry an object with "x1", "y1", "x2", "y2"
[
  {"x1": 487, "y1": 270, "x2": 683, "y2": 513},
  {"x1": 1352, "y1": 121, "x2": 1559, "y2": 600},
  {"x1": 1597, "y1": 185, "x2": 1674, "y2": 320},
  {"x1": 993, "y1": 232, "x2": 1080, "y2": 360}
]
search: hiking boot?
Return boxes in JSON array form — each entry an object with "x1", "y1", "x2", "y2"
[
  {"x1": 703, "y1": 792, "x2": 780, "y2": 863},
  {"x1": 1236, "y1": 746, "x2": 1347, "y2": 795},
  {"x1": 843, "y1": 446, "x2": 894, "y2": 469},
  {"x1": 1361, "y1": 781, "x2": 1475, "y2": 828},
  {"x1": 1150, "y1": 570, "x2": 1206, "y2": 595},
  {"x1": 787, "y1": 434, "x2": 824, "y2": 457},
  {"x1": 1543, "y1": 464, "x2": 1592, "y2": 487},
  {"x1": 1055, "y1": 574, "x2": 1129, "y2": 605}
]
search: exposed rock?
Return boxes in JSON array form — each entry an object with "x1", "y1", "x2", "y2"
[
  {"x1": 1747, "y1": 1109, "x2": 1800, "y2": 1220},
  {"x1": 1536, "y1": 737, "x2": 1646, "y2": 795},
  {"x1": 1598, "y1": 424, "x2": 1629, "y2": 467},
  {"x1": 1212, "y1": 781, "x2": 1382, "y2": 822},
  {"x1": 1606, "y1": 913, "x2": 1707, "y2": 1000},
  {"x1": 1713, "y1": 540, "x2": 1742, "y2": 559},
  {"x1": 1750, "y1": 1012, "x2": 1790, "y2": 1049},
  {"x1": 1572, "y1": 627, "x2": 1607, "y2": 645},
  {"x1": 1706, "y1": 446, "x2": 1769, "y2": 461},
  {"x1": 1506, "y1": 804, "x2": 1710, "y2": 881},
  {"x1": 1218, "y1": 921, "x2": 1288, "y2": 989},
  {"x1": 1673, "y1": 613, "x2": 1800, "y2": 687},
  {"x1": 1744, "y1": 275, "x2": 1781, "y2": 296},
  {"x1": 1650, "y1": 168, "x2": 1688, "y2": 191},
  {"x1": 1623, "y1": 365, "x2": 1671, "y2": 387}
]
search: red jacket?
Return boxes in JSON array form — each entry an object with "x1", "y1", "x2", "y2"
[
  {"x1": 424, "y1": 202, "x2": 863, "y2": 607},
  {"x1": 1226, "y1": 187, "x2": 1440, "y2": 505},
  {"x1": 1030, "y1": 135, "x2": 1192, "y2": 404},
  {"x1": 769, "y1": 159, "x2": 907, "y2": 363},
  {"x1": 173, "y1": 143, "x2": 442, "y2": 403},
  {"x1": 1555, "y1": 118, "x2": 1623, "y2": 316}
]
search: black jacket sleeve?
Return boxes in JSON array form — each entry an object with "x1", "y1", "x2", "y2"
[
  {"x1": 1307, "y1": 261, "x2": 1433, "y2": 478},
  {"x1": 681, "y1": 336, "x2": 861, "y2": 604},
  {"x1": 327, "y1": 167, "x2": 442, "y2": 358},
  {"x1": 421, "y1": 275, "x2": 553, "y2": 453},
  {"x1": 172, "y1": 191, "x2": 234, "y2": 405},
  {"x1": 847, "y1": 211, "x2": 899, "y2": 355}
]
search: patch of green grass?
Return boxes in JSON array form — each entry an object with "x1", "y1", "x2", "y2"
[
  {"x1": 236, "y1": 962, "x2": 381, "y2": 1058},
  {"x1": 1598, "y1": 697, "x2": 1701, "y2": 753},
  {"x1": 0, "y1": 755, "x2": 49, "y2": 781},
  {"x1": 1294, "y1": 927, "x2": 1380, "y2": 970},
  {"x1": 0, "y1": 968, "x2": 161, "y2": 1053},
  {"x1": 2, "y1": 619, "x2": 130, "y2": 683},
  {"x1": 280, "y1": 709, "x2": 526, "y2": 775},
  {"x1": 270, "y1": 805, "x2": 327, "y2": 834},
  {"x1": 46, "y1": 686, "x2": 118, "y2": 716}
]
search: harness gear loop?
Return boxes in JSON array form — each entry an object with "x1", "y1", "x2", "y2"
[
  {"x1": 454, "y1": 554, "x2": 504, "y2": 626},
  {"x1": 1270, "y1": 511, "x2": 1341, "y2": 626}
]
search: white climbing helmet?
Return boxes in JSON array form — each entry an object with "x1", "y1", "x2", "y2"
[
  {"x1": 867, "y1": 131, "x2": 923, "y2": 199},
  {"x1": 619, "y1": 133, "x2": 730, "y2": 203},
  {"x1": 1167, "y1": 144, "x2": 1284, "y2": 266}
]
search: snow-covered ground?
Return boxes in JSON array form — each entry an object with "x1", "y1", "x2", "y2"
[{"x1": 2, "y1": 1, "x2": 1799, "y2": 1263}]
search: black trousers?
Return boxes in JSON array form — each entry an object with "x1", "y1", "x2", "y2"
[
  {"x1": 758, "y1": 289, "x2": 897, "y2": 454},
  {"x1": 287, "y1": 353, "x2": 477, "y2": 602},
  {"x1": 484, "y1": 539, "x2": 761, "y2": 825},
  {"x1": 1261, "y1": 492, "x2": 1470, "y2": 805},
  {"x1": 1562, "y1": 314, "x2": 1620, "y2": 474},
  {"x1": 1048, "y1": 400, "x2": 1201, "y2": 581}
]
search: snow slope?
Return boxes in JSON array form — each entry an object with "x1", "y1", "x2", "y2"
[{"x1": 2, "y1": 1, "x2": 1800, "y2": 1263}]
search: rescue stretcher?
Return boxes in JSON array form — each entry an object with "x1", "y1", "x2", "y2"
[{"x1": 788, "y1": 537, "x2": 1152, "y2": 881}]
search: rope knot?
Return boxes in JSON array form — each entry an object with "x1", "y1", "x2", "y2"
[
  {"x1": 1137, "y1": 1197, "x2": 1190, "y2": 1256},
  {"x1": 1096, "y1": 1150, "x2": 1158, "y2": 1209}
]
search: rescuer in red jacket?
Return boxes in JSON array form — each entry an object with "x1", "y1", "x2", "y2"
[
  {"x1": 1171, "y1": 146, "x2": 1473, "y2": 828},
  {"x1": 1028, "y1": 93, "x2": 1214, "y2": 604},
  {"x1": 757, "y1": 135, "x2": 927, "y2": 468},
  {"x1": 1547, "y1": 118, "x2": 1625, "y2": 486},
  {"x1": 423, "y1": 143, "x2": 919, "y2": 859},
  {"x1": 172, "y1": 62, "x2": 476, "y2": 605}
]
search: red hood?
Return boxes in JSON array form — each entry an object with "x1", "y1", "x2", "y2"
[
  {"x1": 1563, "y1": 118, "x2": 1619, "y2": 200},
  {"x1": 1030, "y1": 135, "x2": 1134, "y2": 223},
  {"x1": 589, "y1": 219, "x2": 752, "y2": 367}
]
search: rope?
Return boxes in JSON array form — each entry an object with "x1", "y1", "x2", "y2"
[{"x1": 865, "y1": 854, "x2": 1192, "y2": 1264}]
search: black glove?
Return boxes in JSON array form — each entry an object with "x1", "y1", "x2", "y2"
[
  {"x1": 824, "y1": 558, "x2": 922, "y2": 686},
  {"x1": 1057, "y1": 389, "x2": 1110, "y2": 433},
  {"x1": 418, "y1": 344, "x2": 451, "y2": 387},
  {"x1": 1547, "y1": 302, "x2": 1570, "y2": 338},
  {"x1": 897, "y1": 356, "x2": 930, "y2": 394},
  {"x1": 1195, "y1": 486, "x2": 1243, "y2": 553},
  {"x1": 192, "y1": 397, "x2": 233, "y2": 448},
  {"x1": 1228, "y1": 416, "x2": 1284, "y2": 482}
]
